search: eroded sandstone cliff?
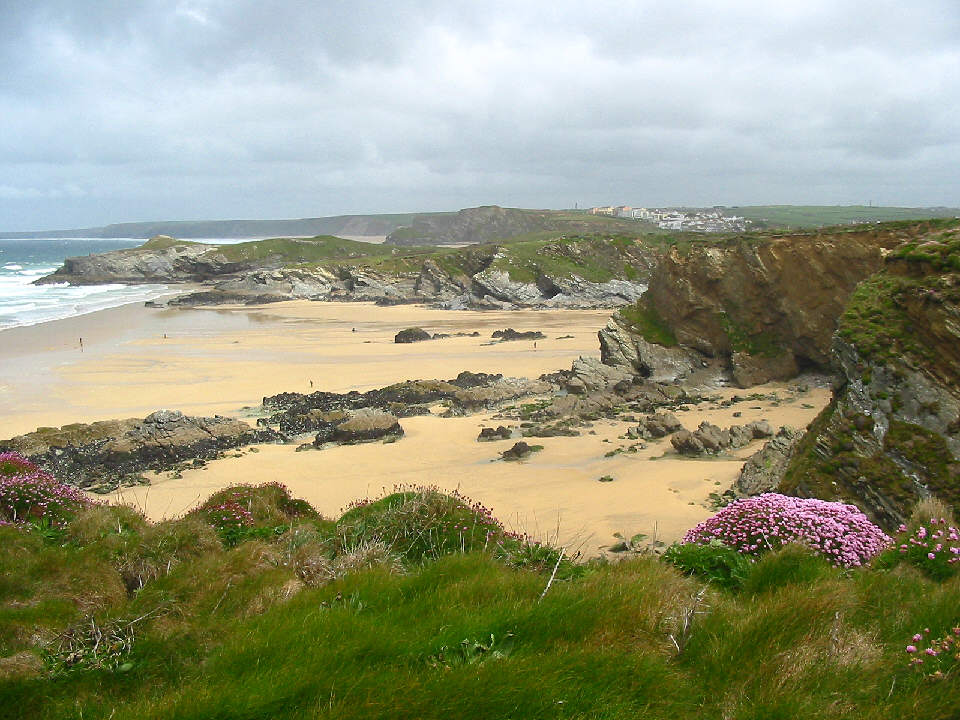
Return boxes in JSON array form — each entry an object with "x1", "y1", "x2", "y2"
[{"x1": 598, "y1": 223, "x2": 950, "y2": 386}]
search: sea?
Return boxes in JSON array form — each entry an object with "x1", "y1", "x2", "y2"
[{"x1": 0, "y1": 238, "x2": 174, "y2": 331}]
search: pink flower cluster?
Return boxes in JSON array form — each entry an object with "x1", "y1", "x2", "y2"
[
  {"x1": 905, "y1": 626, "x2": 960, "y2": 679},
  {"x1": 896, "y1": 518, "x2": 960, "y2": 568},
  {"x1": 0, "y1": 452, "x2": 94, "y2": 528},
  {"x1": 682, "y1": 493, "x2": 891, "y2": 567},
  {"x1": 204, "y1": 500, "x2": 254, "y2": 531}
]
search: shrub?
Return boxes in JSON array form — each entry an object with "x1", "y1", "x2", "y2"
[
  {"x1": 904, "y1": 625, "x2": 960, "y2": 680},
  {"x1": 0, "y1": 451, "x2": 39, "y2": 478},
  {"x1": 65, "y1": 505, "x2": 148, "y2": 549},
  {"x1": 118, "y1": 516, "x2": 221, "y2": 591},
  {"x1": 888, "y1": 518, "x2": 960, "y2": 581},
  {"x1": 194, "y1": 482, "x2": 326, "y2": 547},
  {"x1": 681, "y1": 493, "x2": 891, "y2": 567},
  {"x1": 662, "y1": 540, "x2": 752, "y2": 589},
  {"x1": 0, "y1": 454, "x2": 94, "y2": 529},
  {"x1": 336, "y1": 486, "x2": 518, "y2": 562}
]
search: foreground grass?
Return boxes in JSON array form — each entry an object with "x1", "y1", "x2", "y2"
[{"x1": 1, "y1": 489, "x2": 959, "y2": 719}]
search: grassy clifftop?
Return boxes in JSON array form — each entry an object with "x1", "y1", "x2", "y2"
[{"x1": 2, "y1": 480, "x2": 959, "y2": 719}]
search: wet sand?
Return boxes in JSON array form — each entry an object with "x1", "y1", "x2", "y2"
[{"x1": 1, "y1": 298, "x2": 831, "y2": 553}]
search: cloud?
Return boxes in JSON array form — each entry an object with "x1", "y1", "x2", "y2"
[{"x1": 0, "y1": 0, "x2": 958, "y2": 229}]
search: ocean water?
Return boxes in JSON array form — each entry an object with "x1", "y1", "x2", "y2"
[{"x1": 0, "y1": 238, "x2": 173, "y2": 331}]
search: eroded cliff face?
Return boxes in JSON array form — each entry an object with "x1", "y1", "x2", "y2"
[
  {"x1": 598, "y1": 223, "x2": 947, "y2": 386},
  {"x1": 780, "y1": 225, "x2": 960, "y2": 528}
]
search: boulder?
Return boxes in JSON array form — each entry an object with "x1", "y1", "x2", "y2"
[
  {"x1": 564, "y1": 356, "x2": 634, "y2": 394},
  {"x1": 394, "y1": 327, "x2": 432, "y2": 343},
  {"x1": 501, "y1": 441, "x2": 541, "y2": 461},
  {"x1": 478, "y1": 426, "x2": 512, "y2": 442},
  {"x1": 331, "y1": 409, "x2": 403, "y2": 443},
  {"x1": 671, "y1": 430, "x2": 706, "y2": 455},
  {"x1": 639, "y1": 411, "x2": 683, "y2": 439}
]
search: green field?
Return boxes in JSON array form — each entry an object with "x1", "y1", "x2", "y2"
[{"x1": 724, "y1": 205, "x2": 960, "y2": 229}]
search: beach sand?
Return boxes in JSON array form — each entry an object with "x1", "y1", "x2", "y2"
[
  {"x1": 0, "y1": 298, "x2": 831, "y2": 553},
  {"x1": 0, "y1": 300, "x2": 611, "y2": 437}
]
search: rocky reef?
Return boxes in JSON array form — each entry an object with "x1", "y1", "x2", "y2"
[{"x1": 0, "y1": 410, "x2": 277, "y2": 492}]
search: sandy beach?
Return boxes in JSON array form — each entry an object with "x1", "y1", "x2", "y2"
[
  {"x1": 0, "y1": 300, "x2": 611, "y2": 437},
  {"x1": 1, "y1": 298, "x2": 830, "y2": 553}
]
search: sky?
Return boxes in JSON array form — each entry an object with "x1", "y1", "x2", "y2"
[{"x1": 1, "y1": 0, "x2": 959, "y2": 230}]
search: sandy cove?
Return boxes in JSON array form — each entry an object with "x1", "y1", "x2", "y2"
[{"x1": 0, "y1": 298, "x2": 830, "y2": 553}]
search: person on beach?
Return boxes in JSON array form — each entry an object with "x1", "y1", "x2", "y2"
[{"x1": 79, "y1": 337, "x2": 83, "y2": 351}]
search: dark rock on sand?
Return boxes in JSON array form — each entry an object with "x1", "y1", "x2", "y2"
[
  {"x1": 478, "y1": 426, "x2": 512, "y2": 442},
  {"x1": 501, "y1": 441, "x2": 542, "y2": 461},
  {"x1": 492, "y1": 328, "x2": 546, "y2": 341},
  {"x1": 394, "y1": 327, "x2": 432, "y2": 343}
]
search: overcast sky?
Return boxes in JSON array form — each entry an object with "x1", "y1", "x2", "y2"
[{"x1": 1, "y1": 0, "x2": 959, "y2": 230}]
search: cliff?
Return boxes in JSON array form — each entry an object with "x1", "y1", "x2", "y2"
[
  {"x1": 780, "y1": 222, "x2": 960, "y2": 528},
  {"x1": 597, "y1": 222, "x2": 951, "y2": 386}
]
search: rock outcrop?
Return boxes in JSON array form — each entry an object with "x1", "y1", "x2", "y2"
[
  {"x1": 261, "y1": 372, "x2": 549, "y2": 434},
  {"x1": 670, "y1": 420, "x2": 773, "y2": 456},
  {"x1": 0, "y1": 410, "x2": 277, "y2": 491},
  {"x1": 500, "y1": 441, "x2": 541, "y2": 461},
  {"x1": 734, "y1": 427, "x2": 804, "y2": 496},
  {"x1": 326, "y1": 410, "x2": 403, "y2": 444},
  {"x1": 40, "y1": 230, "x2": 657, "y2": 311},
  {"x1": 492, "y1": 328, "x2": 546, "y2": 341}
]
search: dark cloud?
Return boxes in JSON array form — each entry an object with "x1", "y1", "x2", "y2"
[{"x1": 1, "y1": 0, "x2": 958, "y2": 229}]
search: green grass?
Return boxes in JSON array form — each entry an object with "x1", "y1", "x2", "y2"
[
  {"x1": 213, "y1": 236, "x2": 398, "y2": 264},
  {"x1": 717, "y1": 311, "x2": 786, "y2": 358},
  {"x1": 725, "y1": 205, "x2": 960, "y2": 229},
  {"x1": 138, "y1": 236, "x2": 201, "y2": 250},
  {"x1": 3, "y1": 530, "x2": 959, "y2": 719},
  {"x1": 2, "y1": 481, "x2": 959, "y2": 720}
]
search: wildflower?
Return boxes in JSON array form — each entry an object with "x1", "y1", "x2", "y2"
[{"x1": 906, "y1": 645, "x2": 917, "y2": 653}]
